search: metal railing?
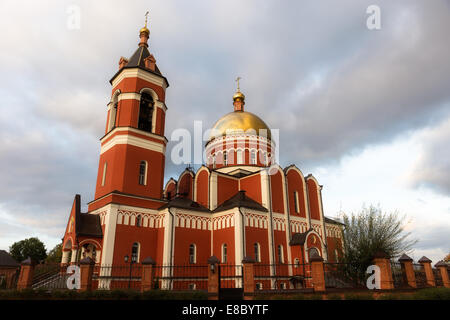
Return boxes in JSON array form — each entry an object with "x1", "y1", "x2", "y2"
[
  {"x1": 413, "y1": 263, "x2": 427, "y2": 288},
  {"x1": 432, "y1": 268, "x2": 443, "y2": 287},
  {"x1": 93, "y1": 264, "x2": 142, "y2": 290},
  {"x1": 254, "y1": 263, "x2": 312, "y2": 290},
  {"x1": 219, "y1": 264, "x2": 243, "y2": 289},
  {"x1": 324, "y1": 263, "x2": 366, "y2": 289},
  {"x1": 152, "y1": 265, "x2": 208, "y2": 290},
  {"x1": 391, "y1": 262, "x2": 407, "y2": 288}
]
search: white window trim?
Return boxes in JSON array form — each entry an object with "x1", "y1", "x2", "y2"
[
  {"x1": 139, "y1": 161, "x2": 148, "y2": 185},
  {"x1": 189, "y1": 244, "x2": 197, "y2": 264}
]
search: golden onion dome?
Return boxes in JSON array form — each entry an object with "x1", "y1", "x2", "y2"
[
  {"x1": 233, "y1": 91, "x2": 245, "y2": 101},
  {"x1": 209, "y1": 111, "x2": 271, "y2": 141},
  {"x1": 140, "y1": 26, "x2": 150, "y2": 34}
]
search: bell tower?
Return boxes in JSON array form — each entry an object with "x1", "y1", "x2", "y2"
[{"x1": 89, "y1": 17, "x2": 169, "y2": 210}]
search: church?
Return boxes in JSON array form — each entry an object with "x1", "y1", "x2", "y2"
[{"x1": 60, "y1": 19, "x2": 344, "y2": 275}]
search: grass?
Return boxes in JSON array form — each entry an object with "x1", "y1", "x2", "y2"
[{"x1": 0, "y1": 289, "x2": 208, "y2": 300}]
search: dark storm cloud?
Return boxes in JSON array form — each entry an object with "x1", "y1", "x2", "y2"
[{"x1": 0, "y1": 0, "x2": 449, "y2": 247}]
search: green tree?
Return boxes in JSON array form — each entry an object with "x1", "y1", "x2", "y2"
[
  {"x1": 9, "y1": 237, "x2": 47, "y2": 263},
  {"x1": 340, "y1": 205, "x2": 417, "y2": 283},
  {"x1": 46, "y1": 243, "x2": 63, "y2": 263}
]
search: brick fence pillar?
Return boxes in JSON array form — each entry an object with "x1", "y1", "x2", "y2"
[
  {"x1": 399, "y1": 254, "x2": 416, "y2": 288},
  {"x1": 435, "y1": 261, "x2": 450, "y2": 288},
  {"x1": 79, "y1": 257, "x2": 95, "y2": 291},
  {"x1": 373, "y1": 252, "x2": 394, "y2": 290},
  {"x1": 141, "y1": 256, "x2": 156, "y2": 292},
  {"x1": 17, "y1": 257, "x2": 36, "y2": 290},
  {"x1": 418, "y1": 256, "x2": 435, "y2": 287},
  {"x1": 207, "y1": 256, "x2": 220, "y2": 300},
  {"x1": 310, "y1": 254, "x2": 325, "y2": 292},
  {"x1": 242, "y1": 257, "x2": 255, "y2": 300}
]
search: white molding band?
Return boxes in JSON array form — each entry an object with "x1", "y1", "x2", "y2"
[{"x1": 101, "y1": 133, "x2": 165, "y2": 154}]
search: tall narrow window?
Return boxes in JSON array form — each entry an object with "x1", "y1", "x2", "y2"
[
  {"x1": 250, "y1": 150, "x2": 257, "y2": 165},
  {"x1": 101, "y1": 162, "x2": 107, "y2": 186},
  {"x1": 222, "y1": 244, "x2": 227, "y2": 263},
  {"x1": 189, "y1": 244, "x2": 196, "y2": 264},
  {"x1": 138, "y1": 92, "x2": 154, "y2": 133},
  {"x1": 136, "y1": 215, "x2": 142, "y2": 227},
  {"x1": 223, "y1": 151, "x2": 228, "y2": 166},
  {"x1": 131, "y1": 242, "x2": 139, "y2": 263},
  {"x1": 277, "y1": 245, "x2": 284, "y2": 263},
  {"x1": 237, "y1": 149, "x2": 243, "y2": 164},
  {"x1": 254, "y1": 243, "x2": 260, "y2": 262},
  {"x1": 139, "y1": 161, "x2": 147, "y2": 185},
  {"x1": 108, "y1": 93, "x2": 119, "y2": 132},
  {"x1": 294, "y1": 191, "x2": 299, "y2": 213}
]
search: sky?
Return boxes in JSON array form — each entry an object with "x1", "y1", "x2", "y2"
[{"x1": 0, "y1": 0, "x2": 449, "y2": 263}]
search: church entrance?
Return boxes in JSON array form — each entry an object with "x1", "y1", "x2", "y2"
[{"x1": 218, "y1": 264, "x2": 243, "y2": 300}]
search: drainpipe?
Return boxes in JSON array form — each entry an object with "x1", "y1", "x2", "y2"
[
  {"x1": 319, "y1": 187, "x2": 329, "y2": 261},
  {"x1": 238, "y1": 207, "x2": 246, "y2": 258},
  {"x1": 267, "y1": 170, "x2": 276, "y2": 270},
  {"x1": 168, "y1": 207, "x2": 175, "y2": 265},
  {"x1": 284, "y1": 174, "x2": 292, "y2": 241}
]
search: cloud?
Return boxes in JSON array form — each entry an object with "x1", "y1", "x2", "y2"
[{"x1": 407, "y1": 116, "x2": 450, "y2": 195}]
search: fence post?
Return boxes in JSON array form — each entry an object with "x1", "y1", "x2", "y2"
[
  {"x1": 242, "y1": 257, "x2": 255, "y2": 300},
  {"x1": 79, "y1": 257, "x2": 95, "y2": 291},
  {"x1": 17, "y1": 257, "x2": 36, "y2": 290},
  {"x1": 418, "y1": 256, "x2": 435, "y2": 287},
  {"x1": 373, "y1": 252, "x2": 394, "y2": 290},
  {"x1": 207, "y1": 256, "x2": 220, "y2": 300},
  {"x1": 310, "y1": 254, "x2": 325, "y2": 292},
  {"x1": 141, "y1": 256, "x2": 156, "y2": 292},
  {"x1": 435, "y1": 261, "x2": 450, "y2": 288},
  {"x1": 398, "y1": 254, "x2": 416, "y2": 288}
]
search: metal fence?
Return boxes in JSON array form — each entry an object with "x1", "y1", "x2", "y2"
[
  {"x1": 31, "y1": 263, "x2": 68, "y2": 290},
  {"x1": 432, "y1": 268, "x2": 443, "y2": 287},
  {"x1": 254, "y1": 263, "x2": 312, "y2": 291},
  {"x1": 93, "y1": 264, "x2": 142, "y2": 290},
  {"x1": 413, "y1": 263, "x2": 427, "y2": 288},
  {"x1": 324, "y1": 263, "x2": 366, "y2": 289},
  {"x1": 391, "y1": 262, "x2": 407, "y2": 288},
  {"x1": 153, "y1": 265, "x2": 208, "y2": 290},
  {"x1": 219, "y1": 264, "x2": 243, "y2": 289}
]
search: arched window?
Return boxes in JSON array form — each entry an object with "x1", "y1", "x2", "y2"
[
  {"x1": 138, "y1": 92, "x2": 154, "y2": 133},
  {"x1": 136, "y1": 215, "x2": 142, "y2": 227},
  {"x1": 294, "y1": 258, "x2": 300, "y2": 268},
  {"x1": 139, "y1": 161, "x2": 147, "y2": 185},
  {"x1": 131, "y1": 242, "x2": 140, "y2": 263},
  {"x1": 236, "y1": 149, "x2": 243, "y2": 164},
  {"x1": 308, "y1": 247, "x2": 320, "y2": 261},
  {"x1": 277, "y1": 245, "x2": 284, "y2": 263},
  {"x1": 254, "y1": 243, "x2": 261, "y2": 262},
  {"x1": 189, "y1": 244, "x2": 196, "y2": 264},
  {"x1": 222, "y1": 244, "x2": 227, "y2": 263},
  {"x1": 223, "y1": 151, "x2": 228, "y2": 166},
  {"x1": 250, "y1": 150, "x2": 257, "y2": 165},
  {"x1": 108, "y1": 92, "x2": 119, "y2": 131},
  {"x1": 101, "y1": 162, "x2": 107, "y2": 186}
]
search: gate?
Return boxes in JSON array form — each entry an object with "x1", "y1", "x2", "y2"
[{"x1": 218, "y1": 264, "x2": 243, "y2": 300}]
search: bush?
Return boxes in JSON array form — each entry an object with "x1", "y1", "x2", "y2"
[
  {"x1": 344, "y1": 292, "x2": 374, "y2": 300},
  {"x1": 412, "y1": 288, "x2": 450, "y2": 300},
  {"x1": 326, "y1": 293, "x2": 342, "y2": 300}
]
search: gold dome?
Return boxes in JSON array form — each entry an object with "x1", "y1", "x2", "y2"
[
  {"x1": 233, "y1": 91, "x2": 245, "y2": 101},
  {"x1": 209, "y1": 111, "x2": 271, "y2": 141},
  {"x1": 140, "y1": 26, "x2": 150, "y2": 34}
]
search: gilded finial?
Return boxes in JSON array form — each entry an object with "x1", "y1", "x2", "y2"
[
  {"x1": 233, "y1": 76, "x2": 245, "y2": 102},
  {"x1": 140, "y1": 11, "x2": 150, "y2": 35},
  {"x1": 235, "y1": 76, "x2": 242, "y2": 92}
]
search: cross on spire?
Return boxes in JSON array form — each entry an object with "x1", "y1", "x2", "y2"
[
  {"x1": 235, "y1": 76, "x2": 242, "y2": 92},
  {"x1": 144, "y1": 11, "x2": 149, "y2": 27}
]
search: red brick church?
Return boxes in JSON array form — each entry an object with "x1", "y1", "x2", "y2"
[{"x1": 61, "y1": 20, "x2": 344, "y2": 281}]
